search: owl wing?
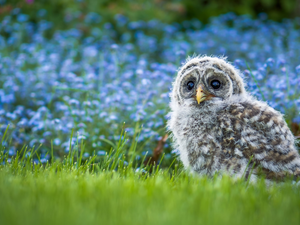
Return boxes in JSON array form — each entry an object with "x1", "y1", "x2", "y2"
[{"x1": 217, "y1": 101, "x2": 300, "y2": 178}]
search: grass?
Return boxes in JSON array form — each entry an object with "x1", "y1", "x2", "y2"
[{"x1": 1, "y1": 129, "x2": 300, "y2": 225}]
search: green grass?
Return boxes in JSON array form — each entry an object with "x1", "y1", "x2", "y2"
[{"x1": 1, "y1": 133, "x2": 300, "y2": 225}]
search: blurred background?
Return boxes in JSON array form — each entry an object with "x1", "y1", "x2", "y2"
[
  {"x1": 1, "y1": 0, "x2": 300, "y2": 26},
  {"x1": 1, "y1": 0, "x2": 300, "y2": 166}
]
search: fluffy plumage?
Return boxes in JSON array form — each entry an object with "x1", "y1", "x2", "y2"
[{"x1": 168, "y1": 56, "x2": 300, "y2": 182}]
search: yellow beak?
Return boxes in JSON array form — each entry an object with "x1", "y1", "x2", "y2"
[
  {"x1": 195, "y1": 86, "x2": 215, "y2": 104},
  {"x1": 196, "y1": 85, "x2": 204, "y2": 104},
  {"x1": 195, "y1": 85, "x2": 216, "y2": 105}
]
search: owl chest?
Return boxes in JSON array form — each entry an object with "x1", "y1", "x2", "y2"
[
  {"x1": 180, "y1": 114, "x2": 242, "y2": 173},
  {"x1": 181, "y1": 115, "x2": 219, "y2": 154}
]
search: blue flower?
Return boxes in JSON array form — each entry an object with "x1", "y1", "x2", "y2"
[
  {"x1": 17, "y1": 14, "x2": 29, "y2": 22},
  {"x1": 97, "y1": 150, "x2": 106, "y2": 156},
  {"x1": 83, "y1": 152, "x2": 90, "y2": 158}
]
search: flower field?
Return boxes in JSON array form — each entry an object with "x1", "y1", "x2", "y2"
[
  {"x1": 1, "y1": 8, "x2": 300, "y2": 225},
  {"x1": 1, "y1": 11, "x2": 300, "y2": 165}
]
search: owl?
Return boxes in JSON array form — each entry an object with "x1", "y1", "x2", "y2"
[{"x1": 168, "y1": 56, "x2": 300, "y2": 182}]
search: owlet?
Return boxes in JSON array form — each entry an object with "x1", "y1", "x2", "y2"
[{"x1": 168, "y1": 56, "x2": 300, "y2": 182}]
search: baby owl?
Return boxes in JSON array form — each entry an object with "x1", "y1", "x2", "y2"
[{"x1": 168, "y1": 56, "x2": 300, "y2": 182}]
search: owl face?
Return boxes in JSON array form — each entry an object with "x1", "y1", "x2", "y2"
[
  {"x1": 178, "y1": 67, "x2": 233, "y2": 105},
  {"x1": 172, "y1": 56, "x2": 246, "y2": 106}
]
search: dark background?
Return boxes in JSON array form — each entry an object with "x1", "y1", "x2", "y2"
[{"x1": 1, "y1": 0, "x2": 300, "y2": 27}]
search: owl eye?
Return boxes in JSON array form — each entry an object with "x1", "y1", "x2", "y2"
[
  {"x1": 187, "y1": 81, "x2": 194, "y2": 90},
  {"x1": 210, "y1": 80, "x2": 221, "y2": 89}
]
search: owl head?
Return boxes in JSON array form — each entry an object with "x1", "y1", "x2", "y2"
[{"x1": 171, "y1": 56, "x2": 246, "y2": 107}]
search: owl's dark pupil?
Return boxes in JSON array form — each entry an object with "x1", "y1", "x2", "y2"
[
  {"x1": 187, "y1": 81, "x2": 194, "y2": 90},
  {"x1": 211, "y1": 80, "x2": 221, "y2": 89}
]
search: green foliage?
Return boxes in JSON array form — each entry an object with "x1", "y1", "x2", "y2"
[
  {"x1": 1, "y1": 0, "x2": 299, "y2": 27},
  {"x1": 183, "y1": 0, "x2": 298, "y2": 22}
]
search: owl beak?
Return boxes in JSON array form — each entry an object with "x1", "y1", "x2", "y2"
[
  {"x1": 195, "y1": 85, "x2": 214, "y2": 104},
  {"x1": 196, "y1": 85, "x2": 205, "y2": 104}
]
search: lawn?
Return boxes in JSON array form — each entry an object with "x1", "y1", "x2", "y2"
[{"x1": 1, "y1": 150, "x2": 300, "y2": 225}]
